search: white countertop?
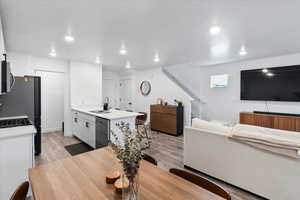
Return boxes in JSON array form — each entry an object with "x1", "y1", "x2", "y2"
[{"x1": 72, "y1": 106, "x2": 142, "y2": 120}]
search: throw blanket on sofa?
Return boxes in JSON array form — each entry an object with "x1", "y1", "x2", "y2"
[{"x1": 230, "y1": 124, "x2": 300, "y2": 159}]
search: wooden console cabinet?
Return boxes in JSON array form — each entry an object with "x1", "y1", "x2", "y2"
[
  {"x1": 150, "y1": 104, "x2": 184, "y2": 136},
  {"x1": 240, "y1": 112, "x2": 300, "y2": 132}
]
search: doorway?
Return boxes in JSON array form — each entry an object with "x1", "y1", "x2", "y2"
[
  {"x1": 35, "y1": 70, "x2": 64, "y2": 133},
  {"x1": 119, "y1": 78, "x2": 133, "y2": 111}
]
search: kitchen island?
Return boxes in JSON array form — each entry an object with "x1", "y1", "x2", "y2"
[{"x1": 72, "y1": 107, "x2": 141, "y2": 148}]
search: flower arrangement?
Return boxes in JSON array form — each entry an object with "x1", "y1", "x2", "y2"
[{"x1": 111, "y1": 122, "x2": 152, "y2": 199}]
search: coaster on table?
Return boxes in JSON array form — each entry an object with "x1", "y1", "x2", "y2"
[
  {"x1": 114, "y1": 177, "x2": 129, "y2": 194},
  {"x1": 106, "y1": 170, "x2": 121, "y2": 184}
]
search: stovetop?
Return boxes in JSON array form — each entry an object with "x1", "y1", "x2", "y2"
[{"x1": 0, "y1": 118, "x2": 32, "y2": 128}]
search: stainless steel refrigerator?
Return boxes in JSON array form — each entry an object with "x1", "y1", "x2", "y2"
[{"x1": 0, "y1": 76, "x2": 41, "y2": 155}]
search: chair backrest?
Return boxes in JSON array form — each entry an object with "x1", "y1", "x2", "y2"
[
  {"x1": 143, "y1": 153, "x2": 158, "y2": 166},
  {"x1": 10, "y1": 181, "x2": 29, "y2": 200},
  {"x1": 169, "y1": 168, "x2": 231, "y2": 200},
  {"x1": 137, "y1": 112, "x2": 147, "y2": 122}
]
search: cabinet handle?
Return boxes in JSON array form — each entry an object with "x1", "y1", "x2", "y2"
[
  {"x1": 74, "y1": 118, "x2": 77, "y2": 123},
  {"x1": 85, "y1": 122, "x2": 89, "y2": 128}
]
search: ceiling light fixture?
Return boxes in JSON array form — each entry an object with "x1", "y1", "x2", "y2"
[
  {"x1": 64, "y1": 34, "x2": 75, "y2": 43},
  {"x1": 154, "y1": 54, "x2": 160, "y2": 63},
  {"x1": 267, "y1": 72, "x2": 274, "y2": 77},
  {"x1": 239, "y1": 46, "x2": 248, "y2": 56},
  {"x1": 95, "y1": 57, "x2": 101, "y2": 64},
  {"x1": 126, "y1": 61, "x2": 131, "y2": 69},
  {"x1": 120, "y1": 44, "x2": 127, "y2": 55},
  {"x1": 49, "y1": 49, "x2": 56, "y2": 57},
  {"x1": 210, "y1": 25, "x2": 221, "y2": 35},
  {"x1": 262, "y1": 69, "x2": 268, "y2": 73}
]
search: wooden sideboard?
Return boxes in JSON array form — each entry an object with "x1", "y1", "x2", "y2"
[
  {"x1": 240, "y1": 112, "x2": 300, "y2": 132},
  {"x1": 150, "y1": 104, "x2": 184, "y2": 136}
]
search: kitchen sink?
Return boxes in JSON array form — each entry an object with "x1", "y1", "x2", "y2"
[{"x1": 90, "y1": 110, "x2": 111, "y2": 114}]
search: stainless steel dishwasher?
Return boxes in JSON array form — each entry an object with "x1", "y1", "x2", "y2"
[{"x1": 95, "y1": 117, "x2": 110, "y2": 148}]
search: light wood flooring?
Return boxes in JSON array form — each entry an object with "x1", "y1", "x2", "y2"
[{"x1": 34, "y1": 131, "x2": 266, "y2": 200}]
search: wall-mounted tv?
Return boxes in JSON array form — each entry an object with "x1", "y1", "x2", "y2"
[{"x1": 241, "y1": 65, "x2": 300, "y2": 101}]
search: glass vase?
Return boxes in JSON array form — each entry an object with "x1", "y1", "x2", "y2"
[{"x1": 122, "y1": 171, "x2": 140, "y2": 200}]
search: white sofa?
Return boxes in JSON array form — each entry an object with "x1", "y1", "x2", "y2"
[{"x1": 184, "y1": 119, "x2": 300, "y2": 200}]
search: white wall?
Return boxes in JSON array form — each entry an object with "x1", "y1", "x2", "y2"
[
  {"x1": 133, "y1": 67, "x2": 192, "y2": 125},
  {"x1": 0, "y1": 16, "x2": 5, "y2": 55},
  {"x1": 7, "y1": 52, "x2": 72, "y2": 136},
  {"x1": 70, "y1": 61, "x2": 102, "y2": 107},
  {"x1": 103, "y1": 68, "x2": 192, "y2": 125},
  {"x1": 102, "y1": 70, "x2": 120, "y2": 108},
  {"x1": 167, "y1": 53, "x2": 300, "y2": 123}
]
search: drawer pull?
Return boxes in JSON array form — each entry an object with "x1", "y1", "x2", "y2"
[{"x1": 85, "y1": 122, "x2": 89, "y2": 128}]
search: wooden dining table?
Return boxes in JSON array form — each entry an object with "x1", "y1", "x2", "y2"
[{"x1": 29, "y1": 147, "x2": 224, "y2": 200}]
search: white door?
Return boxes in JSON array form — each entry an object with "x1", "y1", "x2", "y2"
[
  {"x1": 35, "y1": 70, "x2": 64, "y2": 133},
  {"x1": 120, "y1": 79, "x2": 133, "y2": 111},
  {"x1": 103, "y1": 78, "x2": 117, "y2": 108}
]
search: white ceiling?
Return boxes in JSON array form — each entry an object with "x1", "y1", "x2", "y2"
[{"x1": 1, "y1": 0, "x2": 300, "y2": 70}]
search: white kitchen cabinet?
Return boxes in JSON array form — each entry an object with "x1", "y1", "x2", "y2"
[
  {"x1": 87, "y1": 121, "x2": 96, "y2": 148},
  {"x1": 72, "y1": 112, "x2": 80, "y2": 138},
  {"x1": 0, "y1": 127, "x2": 35, "y2": 200},
  {"x1": 72, "y1": 111, "x2": 96, "y2": 148}
]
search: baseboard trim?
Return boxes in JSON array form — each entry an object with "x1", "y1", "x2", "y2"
[{"x1": 42, "y1": 127, "x2": 62, "y2": 133}]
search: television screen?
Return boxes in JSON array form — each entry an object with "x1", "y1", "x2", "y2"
[{"x1": 241, "y1": 65, "x2": 300, "y2": 101}]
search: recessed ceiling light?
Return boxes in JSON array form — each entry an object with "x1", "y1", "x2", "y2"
[
  {"x1": 49, "y1": 49, "x2": 56, "y2": 57},
  {"x1": 126, "y1": 61, "x2": 131, "y2": 69},
  {"x1": 64, "y1": 35, "x2": 75, "y2": 43},
  {"x1": 95, "y1": 57, "x2": 101, "y2": 64},
  {"x1": 262, "y1": 69, "x2": 268, "y2": 73},
  {"x1": 120, "y1": 44, "x2": 127, "y2": 55},
  {"x1": 239, "y1": 46, "x2": 248, "y2": 56},
  {"x1": 154, "y1": 54, "x2": 160, "y2": 63},
  {"x1": 267, "y1": 72, "x2": 274, "y2": 77},
  {"x1": 210, "y1": 25, "x2": 221, "y2": 35}
]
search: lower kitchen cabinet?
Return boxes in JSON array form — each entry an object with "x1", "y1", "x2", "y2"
[{"x1": 72, "y1": 111, "x2": 96, "y2": 148}]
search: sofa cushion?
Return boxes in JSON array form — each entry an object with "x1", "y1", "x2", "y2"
[{"x1": 192, "y1": 118, "x2": 230, "y2": 134}]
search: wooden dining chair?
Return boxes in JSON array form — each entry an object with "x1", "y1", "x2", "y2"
[
  {"x1": 10, "y1": 181, "x2": 29, "y2": 200},
  {"x1": 169, "y1": 168, "x2": 231, "y2": 200},
  {"x1": 136, "y1": 112, "x2": 147, "y2": 128},
  {"x1": 143, "y1": 153, "x2": 158, "y2": 166}
]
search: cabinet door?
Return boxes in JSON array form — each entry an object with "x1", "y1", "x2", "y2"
[
  {"x1": 274, "y1": 116, "x2": 296, "y2": 131},
  {"x1": 73, "y1": 115, "x2": 80, "y2": 138},
  {"x1": 254, "y1": 114, "x2": 274, "y2": 128},
  {"x1": 81, "y1": 120, "x2": 89, "y2": 144},
  {"x1": 240, "y1": 112, "x2": 255, "y2": 125},
  {"x1": 88, "y1": 121, "x2": 96, "y2": 148}
]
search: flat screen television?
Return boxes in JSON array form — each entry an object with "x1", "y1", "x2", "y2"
[{"x1": 241, "y1": 65, "x2": 300, "y2": 101}]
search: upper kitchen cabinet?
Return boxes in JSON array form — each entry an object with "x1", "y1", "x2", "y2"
[
  {"x1": 70, "y1": 61, "x2": 102, "y2": 107},
  {"x1": 0, "y1": 16, "x2": 5, "y2": 54}
]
